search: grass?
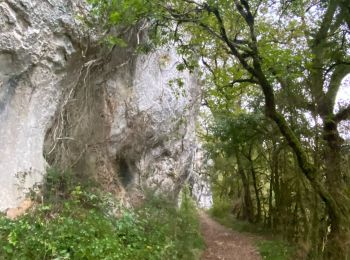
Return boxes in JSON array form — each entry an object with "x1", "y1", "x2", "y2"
[
  {"x1": 209, "y1": 200, "x2": 294, "y2": 260},
  {"x1": 257, "y1": 240, "x2": 294, "y2": 260},
  {"x1": 0, "y1": 168, "x2": 204, "y2": 260}
]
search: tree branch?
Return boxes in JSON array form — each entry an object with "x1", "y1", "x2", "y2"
[
  {"x1": 229, "y1": 78, "x2": 258, "y2": 85},
  {"x1": 326, "y1": 63, "x2": 350, "y2": 108},
  {"x1": 206, "y1": 4, "x2": 256, "y2": 76},
  {"x1": 310, "y1": 0, "x2": 337, "y2": 99},
  {"x1": 335, "y1": 105, "x2": 350, "y2": 122}
]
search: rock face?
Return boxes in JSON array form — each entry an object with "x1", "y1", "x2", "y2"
[
  {"x1": 0, "y1": 0, "x2": 210, "y2": 211},
  {"x1": 190, "y1": 147, "x2": 213, "y2": 209},
  {"x1": 0, "y1": 0, "x2": 88, "y2": 211}
]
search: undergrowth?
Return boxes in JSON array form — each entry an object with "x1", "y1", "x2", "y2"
[
  {"x1": 209, "y1": 198, "x2": 294, "y2": 260},
  {"x1": 0, "y1": 169, "x2": 204, "y2": 259}
]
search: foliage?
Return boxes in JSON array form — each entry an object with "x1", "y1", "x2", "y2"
[
  {"x1": 209, "y1": 196, "x2": 232, "y2": 221},
  {"x1": 87, "y1": 0, "x2": 152, "y2": 28},
  {"x1": 210, "y1": 196, "x2": 265, "y2": 235},
  {"x1": 257, "y1": 240, "x2": 294, "y2": 260},
  {"x1": 0, "y1": 169, "x2": 203, "y2": 259}
]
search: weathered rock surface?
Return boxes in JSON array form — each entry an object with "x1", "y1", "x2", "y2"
[
  {"x1": 0, "y1": 0, "x2": 88, "y2": 211},
  {"x1": 190, "y1": 146, "x2": 213, "y2": 209},
  {"x1": 0, "y1": 0, "x2": 211, "y2": 211}
]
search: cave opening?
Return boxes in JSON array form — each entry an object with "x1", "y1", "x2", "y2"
[{"x1": 119, "y1": 159, "x2": 133, "y2": 188}]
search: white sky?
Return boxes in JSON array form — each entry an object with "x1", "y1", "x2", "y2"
[
  {"x1": 335, "y1": 74, "x2": 350, "y2": 112},
  {"x1": 335, "y1": 74, "x2": 350, "y2": 139}
]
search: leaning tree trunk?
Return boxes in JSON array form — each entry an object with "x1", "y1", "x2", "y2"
[
  {"x1": 322, "y1": 120, "x2": 350, "y2": 259},
  {"x1": 253, "y1": 66, "x2": 349, "y2": 258}
]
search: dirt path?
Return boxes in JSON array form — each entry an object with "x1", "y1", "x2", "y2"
[{"x1": 199, "y1": 212, "x2": 261, "y2": 260}]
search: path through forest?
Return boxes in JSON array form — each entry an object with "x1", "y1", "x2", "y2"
[{"x1": 200, "y1": 212, "x2": 261, "y2": 260}]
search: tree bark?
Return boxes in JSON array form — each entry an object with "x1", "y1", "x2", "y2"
[
  {"x1": 247, "y1": 154, "x2": 262, "y2": 223},
  {"x1": 322, "y1": 119, "x2": 350, "y2": 259},
  {"x1": 235, "y1": 149, "x2": 255, "y2": 223}
]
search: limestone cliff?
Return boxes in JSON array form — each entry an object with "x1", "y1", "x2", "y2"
[{"x1": 0, "y1": 0, "x2": 211, "y2": 211}]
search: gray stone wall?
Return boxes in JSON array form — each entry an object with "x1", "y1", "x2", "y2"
[{"x1": 0, "y1": 0, "x2": 211, "y2": 211}]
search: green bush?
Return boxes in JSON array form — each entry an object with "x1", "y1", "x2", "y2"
[
  {"x1": 0, "y1": 169, "x2": 203, "y2": 259},
  {"x1": 257, "y1": 240, "x2": 294, "y2": 260},
  {"x1": 209, "y1": 197, "x2": 232, "y2": 220}
]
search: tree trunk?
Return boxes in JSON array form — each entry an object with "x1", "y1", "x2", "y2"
[
  {"x1": 268, "y1": 168, "x2": 274, "y2": 228},
  {"x1": 248, "y1": 156, "x2": 261, "y2": 223},
  {"x1": 322, "y1": 120, "x2": 350, "y2": 259},
  {"x1": 236, "y1": 150, "x2": 255, "y2": 223},
  {"x1": 268, "y1": 143, "x2": 279, "y2": 230},
  {"x1": 254, "y1": 59, "x2": 350, "y2": 258}
]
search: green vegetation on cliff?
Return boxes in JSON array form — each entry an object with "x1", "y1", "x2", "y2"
[{"x1": 0, "y1": 169, "x2": 203, "y2": 259}]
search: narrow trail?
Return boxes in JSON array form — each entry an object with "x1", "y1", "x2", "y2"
[{"x1": 199, "y1": 212, "x2": 261, "y2": 260}]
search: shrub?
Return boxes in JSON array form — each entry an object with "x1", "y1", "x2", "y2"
[
  {"x1": 257, "y1": 240, "x2": 294, "y2": 260},
  {"x1": 0, "y1": 169, "x2": 203, "y2": 259}
]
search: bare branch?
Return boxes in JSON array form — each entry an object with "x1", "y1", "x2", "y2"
[
  {"x1": 335, "y1": 105, "x2": 350, "y2": 122},
  {"x1": 228, "y1": 78, "x2": 258, "y2": 85},
  {"x1": 326, "y1": 63, "x2": 350, "y2": 107}
]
